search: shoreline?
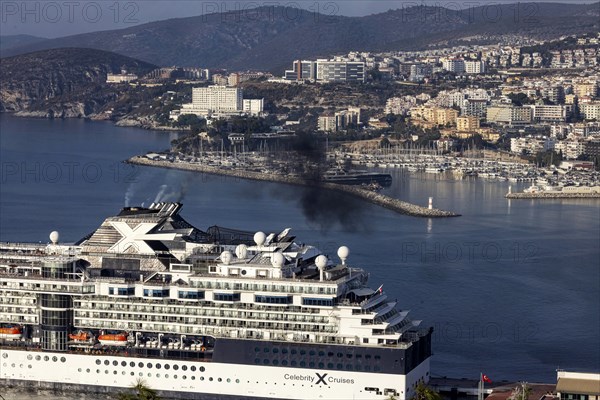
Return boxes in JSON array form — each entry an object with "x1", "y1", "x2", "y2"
[
  {"x1": 506, "y1": 192, "x2": 600, "y2": 199},
  {"x1": 127, "y1": 156, "x2": 461, "y2": 218}
]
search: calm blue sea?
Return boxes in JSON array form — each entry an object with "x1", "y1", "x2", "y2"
[{"x1": 0, "y1": 115, "x2": 598, "y2": 390}]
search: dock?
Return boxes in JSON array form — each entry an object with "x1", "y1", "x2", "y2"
[{"x1": 127, "y1": 156, "x2": 461, "y2": 218}]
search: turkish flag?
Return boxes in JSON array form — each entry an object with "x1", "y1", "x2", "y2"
[{"x1": 482, "y1": 374, "x2": 492, "y2": 383}]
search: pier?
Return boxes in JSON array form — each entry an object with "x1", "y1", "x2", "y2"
[
  {"x1": 506, "y1": 192, "x2": 600, "y2": 199},
  {"x1": 127, "y1": 156, "x2": 460, "y2": 218}
]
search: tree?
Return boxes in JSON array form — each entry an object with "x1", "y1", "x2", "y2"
[
  {"x1": 118, "y1": 379, "x2": 161, "y2": 400},
  {"x1": 412, "y1": 382, "x2": 442, "y2": 400}
]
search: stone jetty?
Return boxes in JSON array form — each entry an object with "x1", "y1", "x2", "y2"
[
  {"x1": 506, "y1": 192, "x2": 600, "y2": 199},
  {"x1": 127, "y1": 156, "x2": 460, "y2": 218}
]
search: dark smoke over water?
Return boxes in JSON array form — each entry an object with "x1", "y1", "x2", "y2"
[{"x1": 273, "y1": 133, "x2": 369, "y2": 233}]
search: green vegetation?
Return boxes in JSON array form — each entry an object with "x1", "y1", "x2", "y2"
[
  {"x1": 118, "y1": 379, "x2": 161, "y2": 400},
  {"x1": 411, "y1": 382, "x2": 442, "y2": 400}
]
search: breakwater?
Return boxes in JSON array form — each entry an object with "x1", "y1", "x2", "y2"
[
  {"x1": 506, "y1": 192, "x2": 600, "y2": 199},
  {"x1": 127, "y1": 156, "x2": 460, "y2": 218}
]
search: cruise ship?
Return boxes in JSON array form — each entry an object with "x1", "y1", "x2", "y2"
[{"x1": 0, "y1": 202, "x2": 432, "y2": 399}]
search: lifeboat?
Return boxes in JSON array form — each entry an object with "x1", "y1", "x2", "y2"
[
  {"x1": 69, "y1": 331, "x2": 91, "y2": 342},
  {"x1": 0, "y1": 326, "x2": 23, "y2": 340},
  {"x1": 98, "y1": 332, "x2": 128, "y2": 346}
]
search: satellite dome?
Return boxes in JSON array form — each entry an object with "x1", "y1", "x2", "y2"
[
  {"x1": 220, "y1": 251, "x2": 233, "y2": 265},
  {"x1": 235, "y1": 244, "x2": 248, "y2": 259},
  {"x1": 254, "y1": 231, "x2": 266, "y2": 246},
  {"x1": 49, "y1": 231, "x2": 60, "y2": 244},
  {"x1": 271, "y1": 252, "x2": 285, "y2": 268},
  {"x1": 315, "y1": 255, "x2": 327, "y2": 270},
  {"x1": 337, "y1": 246, "x2": 349, "y2": 264}
]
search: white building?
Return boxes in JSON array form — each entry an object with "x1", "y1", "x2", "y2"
[
  {"x1": 106, "y1": 73, "x2": 138, "y2": 83},
  {"x1": 580, "y1": 102, "x2": 600, "y2": 120},
  {"x1": 242, "y1": 99, "x2": 264, "y2": 116},
  {"x1": 192, "y1": 86, "x2": 243, "y2": 113},
  {"x1": 531, "y1": 105, "x2": 568, "y2": 123},
  {"x1": 464, "y1": 60, "x2": 486, "y2": 74}
]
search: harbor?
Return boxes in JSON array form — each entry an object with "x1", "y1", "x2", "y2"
[{"x1": 127, "y1": 155, "x2": 461, "y2": 218}]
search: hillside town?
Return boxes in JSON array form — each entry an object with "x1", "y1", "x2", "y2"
[{"x1": 108, "y1": 32, "x2": 600, "y2": 193}]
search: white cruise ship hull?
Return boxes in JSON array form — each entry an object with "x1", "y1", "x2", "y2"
[{"x1": 1, "y1": 348, "x2": 430, "y2": 400}]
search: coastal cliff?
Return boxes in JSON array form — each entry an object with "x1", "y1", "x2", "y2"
[{"x1": 0, "y1": 48, "x2": 156, "y2": 116}]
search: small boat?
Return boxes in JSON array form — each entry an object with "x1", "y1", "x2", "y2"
[
  {"x1": 69, "y1": 331, "x2": 91, "y2": 342},
  {"x1": 99, "y1": 332, "x2": 128, "y2": 346},
  {"x1": 0, "y1": 325, "x2": 22, "y2": 340}
]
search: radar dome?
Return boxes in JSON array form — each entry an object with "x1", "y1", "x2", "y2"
[
  {"x1": 254, "y1": 231, "x2": 266, "y2": 246},
  {"x1": 220, "y1": 251, "x2": 233, "y2": 265},
  {"x1": 271, "y1": 252, "x2": 285, "y2": 268},
  {"x1": 337, "y1": 246, "x2": 349, "y2": 264},
  {"x1": 49, "y1": 231, "x2": 60, "y2": 244},
  {"x1": 235, "y1": 244, "x2": 248, "y2": 259},
  {"x1": 315, "y1": 255, "x2": 327, "y2": 270}
]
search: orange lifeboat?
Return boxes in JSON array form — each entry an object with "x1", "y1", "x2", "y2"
[
  {"x1": 0, "y1": 326, "x2": 22, "y2": 340},
  {"x1": 69, "y1": 331, "x2": 90, "y2": 342},
  {"x1": 98, "y1": 332, "x2": 128, "y2": 346}
]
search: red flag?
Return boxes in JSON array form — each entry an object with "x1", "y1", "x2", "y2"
[{"x1": 482, "y1": 374, "x2": 492, "y2": 383}]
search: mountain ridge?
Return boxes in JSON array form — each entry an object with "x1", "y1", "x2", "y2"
[{"x1": 1, "y1": 3, "x2": 599, "y2": 71}]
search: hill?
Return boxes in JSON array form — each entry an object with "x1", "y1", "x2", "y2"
[
  {"x1": 1, "y1": 3, "x2": 598, "y2": 71},
  {"x1": 0, "y1": 48, "x2": 156, "y2": 115},
  {"x1": 0, "y1": 35, "x2": 48, "y2": 54}
]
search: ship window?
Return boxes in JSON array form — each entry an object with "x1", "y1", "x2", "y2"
[
  {"x1": 273, "y1": 360, "x2": 279, "y2": 366},
  {"x1": 182, "y1": 365, "x2": 187, "y2": 371},
  {"x1": 52, "y1": 356, "x2": 58, "y2": 362},
  {"x1": 165, "y1": 374, "x2": 169, "y2": 378},
  {"x1": 191, "y1": 376, "x2": 195, "y2": 380},
  {"x1": 113, "y1": 361, "x2": 118, "y2": 366},
  {"x1": 319, "y1": 351, "x2": 325, "y2": 356},
  {"x1": 328, "y1": 352, "x2": 334, "y2": 357},
  {"x1": 173, "y1": 365, "x2": 179, "y2": 370},
  {"x1": 138, "y1": 362, "x2": 144, "y2": 368},
  {"x1": 309, "y1": 350, "x2": 316, "y2": 356},
  {"x1": 190, "y1": 366, "x2": 196, "y2": 372},
  {"x1": 263, "y1": 359, "x2": 269, "y2": 365},
  {"x1": 309, "y1": 362, "x2": 315, "y2": 368},
  {"x1": 121, "y1": 361, "x2": 127, "y2": 367},
  {"x1": 291, "y1": 361, "x2": 297, "y2": 366},
  {"x1": 108, "y1": 288, "x2": 114, "y2": 295},
  {"x1": 218, "y1": 378, "x2": 222, "y2": 382},
  {"x1": 209, "y1": 377, "x2": 214, "y2": 382},
  {"x1": 105, "y1": 370, "x2": 109, "y2": 374},
  {"x1": 165, "y1": 364, "x2": 170, "y2": 370},
  {"x1": 374, "y1": 355, "x2": 381, "y2": 360},
  {"x1": 200, "y1": 377, "x2": 204, "y2": 381},
  {"x1": 346, "y1": 364, "x2": 352, "y2": 371},
  {"x1": 36, "y1": 356, "x2": 41, "y2": 361},
  {"x1": 96, "y1": 359, "x2": 101, "y2": 365},
  {"x1": 178, "y1": 291, "x2": 204, "y2": 300},
  {"x1": 130, "y1": 362, "x2": 135, "y2": 367},
  {"x1": 282, "y1": 349, "x2": 288, "y2": 354},
  {"x1": 214, "y1": 293, "x2": 240, "y2": 302},
  {"x1": 263, "y1": 348, "x2": 269, "y2": 353},
  {"x1": 255, "y1": 295, "x2": 291, "y2": 304},
  {"x1": 27, "y1": 355, "x2": 33, "y2": 361},
  {"x1": 282, "y1": 360, "x2": 288, "y2": 366},
  {"x1": 254, "y1": 347, "x2": 260, "y2": 352},
  {"x1": 254, "y1": 359, "x2": 260, "y2": 364},
  {"x1": 365, "y1": 355, "x2": 371, "y2": 360},
  {"x1": 104, "y1": 360, "x2": 109, "y2": 365},
  {"x1": 318, "y1": 362, "x2": 324, "y2": 368},
  {"x1": 130, "y1": 372, "x2": 134, "y2": 376},
  {"x1": 147, "y1": 363, "x2": 152, "y2": 368},
  {"x1": 300, "y1": 350, "x2": 306, "y2": 355},
  {"x1": 114, "y1": 371, "x2": 118, "y2": 375},
  {"x1": 156, "y1": 364, "x2": 161, "y2": 369},
  {"x1": 272, "y1": 348, "x2": 279, "y2": 354},
  {"x1": 200, "y1": 367, "x2": 205, "y2": 372},
  {"x1": 302, "y1": 298, "x2": 333, "y2": 307},
  {"x1": 183, "y1": 376, "x2": 187, "y2": 380}
]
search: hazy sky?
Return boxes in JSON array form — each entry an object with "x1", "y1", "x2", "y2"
[{"x1": 0, "y1": 0, "x2": 597, "y2": 38}]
